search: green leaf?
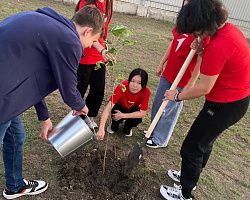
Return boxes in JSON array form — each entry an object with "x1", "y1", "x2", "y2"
[
  {"x1": 106, "y1": 60, "x2": 114, "y2": 67},
  {"x1": 95, "y1": 61, "x2": 105, "y2": 70},
  {"x1": 110, "y1": 25, "x2": 133, "y2": 37},
  {"x1": 119, "y1": 83, "x2": 126, "y2": 92},
  {"x1": 121, "y1": 39, "x2": 137, "y2": 46},
  {"x1": 107, "y1": 47, "x2": 117, "y2": 55},
  {"x1": 117, "y1": 74, "x2": 125, "y2": 82},
  {"x1": 104, "y1": 39, "x2": 112, "y2": 45}
]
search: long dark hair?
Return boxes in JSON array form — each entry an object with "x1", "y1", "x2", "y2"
[
  {"x1": 75, "y1": 0, "x2": 97, "y2": 12},
  {"x1": 75, "y1": 0, "x2": 113, "y2": 21},
  {"x1": 177, "y1": 0, "x2": 228, "y2": 37}
]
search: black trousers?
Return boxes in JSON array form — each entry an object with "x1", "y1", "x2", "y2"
[
  {"x1": 111, "y1": 104, "x2": 142, "y2": 135},
  {"x1": 180, "y1": 96, "x2": 249, "y2": 198},
  {"x1": 77, "y1": 63, "x2": 105, "y2": 117}
]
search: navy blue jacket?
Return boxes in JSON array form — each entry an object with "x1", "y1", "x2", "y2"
[{"x1": 0, "y1": 7, "x2": 85, "y2": 123}]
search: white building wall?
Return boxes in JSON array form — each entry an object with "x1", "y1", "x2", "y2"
[
  {"x1": 223, "y1": 0, "x2": 250, "y2": 28},
  {"x1": 59, "y1": 0, "x2": 250, "y2": 29},
  {"x1": 114, "y1": 0, "x2": 250, "y2": 29}
]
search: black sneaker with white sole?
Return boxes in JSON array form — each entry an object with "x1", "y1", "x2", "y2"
[
  {"x1": 146, "y1": 139, "x2": 166, "y2": 148},
  {"x1": 125, "y1": 129, "x2": 133, "y2": 137},
  {"x1": 146, "y1": 139, "x2": 159, "y2": 148},
  {"x1": 3, "y1": 179, "x2": 48, "y2": 199}
]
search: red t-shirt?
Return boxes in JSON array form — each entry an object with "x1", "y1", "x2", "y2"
[
  {"x1": 162, "y1": 28, "x2": 197, "y2": 88},
  {"x1": 201, "y1": 23, "x2": 250, "y2": 103},
  {"x1": 77, "y1": 0, "x2": 111, "y2": 64},
  {"x1": 110, "y1": 80, "x2": 151, "y2": 111}
]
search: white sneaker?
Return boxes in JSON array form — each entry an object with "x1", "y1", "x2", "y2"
[
  {"x1": 3, "y1": 179, "x2": 48, "y2": 199},
  {"x1": 85, "y1": 117, "x2": 98, "y2": 129},
  {"x1": 168, "y1": 169, "x2": 181, "y2": 182},
  {"x1": 168, "y1": 170, "x2": 196, "y2": 191},
  {"x1": 173, "y1": 183, "x2": 182, "y2": 190},
  {"x1": 106, "y1": 124, "x2": 114, "y2": 134},
  {"x1": 173, "y1": 183, "x2": 196, "y2": 191},
  {"x1": 160, "y1": 185, "x2": 192, "y2": 200}
]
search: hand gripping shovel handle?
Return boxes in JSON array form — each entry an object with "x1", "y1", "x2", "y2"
[
  {"x1": 145, "y1": 48, "x2": 197, "y2": 138},
  {"x1": 124, "y1": 43, "x2": 198, "y2": 176}
]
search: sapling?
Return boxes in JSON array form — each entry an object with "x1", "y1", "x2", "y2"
[{"x1": 98, "y1": 25, "x2": 136, "y2": 174}]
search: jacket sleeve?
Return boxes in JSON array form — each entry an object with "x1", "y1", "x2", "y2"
[
  {"x1": 34, "y1": 99, "x2": 49, "y2": 121},
  {"x1": 46, "y1": 36, "x2": 85, "y2": 111}
]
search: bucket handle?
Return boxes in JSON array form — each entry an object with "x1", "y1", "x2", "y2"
[{"x1": 85, "y1": 115, "x2": 97, "y2": 139}]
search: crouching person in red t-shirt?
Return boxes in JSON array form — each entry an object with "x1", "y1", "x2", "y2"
[{"x1": 96, "y1": 68, "x2": 151, "y2": 140}]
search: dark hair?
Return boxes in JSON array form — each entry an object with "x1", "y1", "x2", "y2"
[
  {"x1": 72, "y1": 5, "x2": 104, "y2": 35},
  {"x1": 105, "y1": 0, "x2": 113, "y2": 24},
  {"x1": 75, "y1": 0, "x2": 113, "y2": 21},
  {"x1": 177, "y1": 0, "x2": 228, "y2": 37},
  {"x1": 128, "y1": 68, "x2": 148, "y2": 89},
  {"x1": 75, "y1": 0, "x2": 98, "y2": 12},
  {"x1": 181, "y1": 0, "x2": 187, "y2": 7}
]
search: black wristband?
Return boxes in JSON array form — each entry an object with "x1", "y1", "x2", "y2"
[
  {"x1": 174, "y1": 91, "x2": 182, "y2": 102},
  {"x1": 100, "y1": 48, "x2": 106, "y2": 55}
]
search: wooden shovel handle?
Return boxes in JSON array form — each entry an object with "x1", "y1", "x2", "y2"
[{"x1": 145, "y1": 48, "x2": 197, "y2": 138}]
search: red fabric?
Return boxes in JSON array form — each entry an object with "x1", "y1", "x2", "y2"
[
  {"x1": 77, "y1": 0, "x2": 111, "y2": 64},
  {"x1": 201, "y1": 23, "x2": 250, "y2": 102},
  {"x1": 162, "y1": 28, "x2": 197, "y2": 88},
  {"x1": 110, "y1": 80, "x2": 151, "y2": 111}
]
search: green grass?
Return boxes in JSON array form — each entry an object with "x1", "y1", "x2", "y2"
[{"x1": 0, "y1": 0, "x2": 249, "y2": 199}]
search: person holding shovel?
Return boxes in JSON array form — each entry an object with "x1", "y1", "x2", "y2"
[
  {"x1": 0, "y1": 6, "x2": 104, "y2": 199},
  {"x1": 146, "y1": 0, "x2": 209, "y2": 148},
  {"x1": 160, "y1": 0, "x2": 250, "y2": 199},
  {"x1": 75, "y1": 0, "x2": 114, "y2": 129},
  {"x1": 96, "y1": 68, "x2": 151, "y2": 140}
]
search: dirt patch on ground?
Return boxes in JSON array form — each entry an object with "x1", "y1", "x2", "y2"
[{"x1": 57, "y1": 143, "x2": 162, "y2": 200}]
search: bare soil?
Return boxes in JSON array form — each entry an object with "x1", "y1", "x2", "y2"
[{"x1": 58, "y1": 143, "x2": 146, "y2": 200}]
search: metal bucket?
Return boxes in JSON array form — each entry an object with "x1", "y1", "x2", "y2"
[{"x1": 48, "y1": 111, "x2": 94, "y2": 157}]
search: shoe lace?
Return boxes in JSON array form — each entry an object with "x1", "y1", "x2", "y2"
[
  {"x1": 163, "y1": 185, "x2": 180, "y2": 193},
  {"x1": 169, "y1": 170, "x2": 180, "y2": 181},
  {"x1": 167, "y1": 190, "x2": 181, "y2": 199},
  {"x1": 27, "y1": 180, "x2": 38, "y2": 187},
  {"x1": 174, "y1": 171, "x2": 181, "y2": 178},
  {"x1": 174, "y1": 183, "x2": 182, "y2": 190}
]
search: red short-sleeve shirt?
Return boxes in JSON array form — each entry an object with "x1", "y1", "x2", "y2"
[
  {"x1": 201, "y1": 23, "x2": 250, "y2": 102},
  {"x1": 77, "y1": 0, "x2": 110, "y2": 64},
  {"x1": 163, "y1": 28, "x2": 210, "y2": 88},
  {"x1": 162, "y1": 28, "x2": 197, "y2": 88},
  {"x1": 110, "y1": 80, "x2": 151, "y2": 111}
]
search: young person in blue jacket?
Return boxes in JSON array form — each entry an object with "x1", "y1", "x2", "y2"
[{"x1": 0, "y1": 6, "x2": 103, "y2": 199}]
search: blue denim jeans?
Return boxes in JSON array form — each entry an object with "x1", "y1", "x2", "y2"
[
  {"x1": 151, "y1": 77, "x2": 183, "y2": 146},
  {"x1": 0, "y1": 116, "x2": 25, "y2": 192}
]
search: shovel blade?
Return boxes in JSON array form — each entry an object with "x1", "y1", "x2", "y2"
[{"x1": 123, "y1": 142, "x2": 145, "y2": 176}]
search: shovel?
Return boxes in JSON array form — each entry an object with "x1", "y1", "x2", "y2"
[{"x1": 124, "y1": 47, "x2": 198, "y2": 175}]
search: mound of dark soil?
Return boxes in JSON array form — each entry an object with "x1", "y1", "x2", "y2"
[{"x1": 58, "y1": 143, "x2": 152, "y2": 200}]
